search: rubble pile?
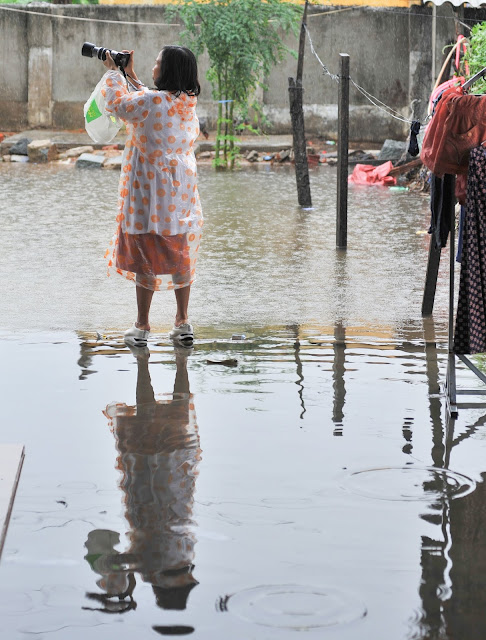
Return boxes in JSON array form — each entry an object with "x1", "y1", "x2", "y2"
[
  {"x1": 0, "y1": 136, "x2": 425, "y2": 188},
  {"x1": 1, "y1": 139, "x2": 124, "y2": 169}
]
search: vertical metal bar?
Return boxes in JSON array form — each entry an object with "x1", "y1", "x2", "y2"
[
  {"x1": 336, "y1": 53, "x2": 349, "y2": 249},
  {"x1": 447, "y1": 176, "x2": 457, "y2": 417},
  {"x1": 431, "y1": 4, "x2": 437, "y2": 88},
  {"x1": 444, "y1": 413, "x2": 455, "y2": 469}
]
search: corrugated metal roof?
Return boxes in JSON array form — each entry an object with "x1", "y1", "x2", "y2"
[{"x1": 427, "y1": 0, "x2": 486, "y2": 6}]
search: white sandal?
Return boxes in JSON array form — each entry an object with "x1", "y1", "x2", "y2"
[
  {"x1": 169, "y1": 323, "x2": 194, "y2": 342},
  {"x1": 124, "y1": 323, "x2": 150, "y2": 347}
]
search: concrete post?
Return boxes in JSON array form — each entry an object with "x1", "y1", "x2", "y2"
[{"x1": 27, "y1": 9, "x2": 53, "y2": 127}]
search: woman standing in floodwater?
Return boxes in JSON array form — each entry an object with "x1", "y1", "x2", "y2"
[{"x1": 101, "y1": 46, "x2": 203, "y2": 347}]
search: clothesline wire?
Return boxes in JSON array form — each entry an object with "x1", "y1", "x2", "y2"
[
  {"x1": 0, "y1": 3, "x2": 363, "y2": 25},
  {"x1": 304, "y1": 23, "x2": 431, "y2": 126},
  {"x1": 303, "y1": 23, "x2": 339, "y2": 82},
  {"x1": 309, "y1": 5, "x2": 476, "y2": 28},
  {"x1": 0, "y1": 4, "x2": 178, "y2": 26},
  {"x1": 351, "y1": 79, "x2": 424, "y2": 124},
  {"x1": 307, "y1": 7, "x2": 358, "y2": 17}
]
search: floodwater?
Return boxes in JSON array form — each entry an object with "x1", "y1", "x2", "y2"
[
  {"x1": 0, "y1": 162, "x2": 448, "y2": 331},
  {"x1": 1, "y1": 163, "x2": 486, "y2": 639}
]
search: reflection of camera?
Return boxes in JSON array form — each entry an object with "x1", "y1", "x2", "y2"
[{"x1": 81, "y1": 42, "x2": 130, "y2": 70}]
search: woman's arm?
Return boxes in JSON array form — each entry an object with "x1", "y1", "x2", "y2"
[{"x1": 100, "y1": 59, "x2": 149, "y2": 124}]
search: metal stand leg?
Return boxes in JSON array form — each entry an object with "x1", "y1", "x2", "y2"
[
  {"x1": 446, "y1": 352, "x2": 458, "y2": 418},
  {"x1": 444, "y1": 412, "x2": 455, "y2": 469},
  {"x1": 447, "y1": 176, "x2": 458, "y2": 418}
]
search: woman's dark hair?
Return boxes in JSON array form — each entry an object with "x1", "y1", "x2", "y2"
[{"x1": 154, "y1": 46, "x2": 200, "y2": 97}]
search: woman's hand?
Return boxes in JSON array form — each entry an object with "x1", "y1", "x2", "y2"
[
  {"x1": 122, "y1": 50, "x2": 135, "y2": 78},
  {"x1": 103, "y1": 51, "x2": 118, "y2": 71}
]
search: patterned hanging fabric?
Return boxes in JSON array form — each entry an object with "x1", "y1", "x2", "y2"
[{"x1": 454, "y1": 146, "x2": 486, "y2": 354}]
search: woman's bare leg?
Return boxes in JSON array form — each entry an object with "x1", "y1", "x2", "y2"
[
  {"x1": 135, "y1": 284, "x2": 154, "y2": 331},
  {"x1": 175, "y1": 285, "x2": 191, "y2": 326}
]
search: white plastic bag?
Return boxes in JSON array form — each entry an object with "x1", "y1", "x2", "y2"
[{"x1": 84, "y1": 75, "x2": 122, "y2": 144}]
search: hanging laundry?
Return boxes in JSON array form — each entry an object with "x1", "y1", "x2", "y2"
[
  {"x1": 429, "y1": 174, "x2": 454, "y2": 250},
  {"x1": 454, "y1": 147, "x2": 486, "y2": 354},
  {"x1": 348, "y1": 161, "x2": 396, "y2": 186},
  {"x1": 455, "y1": 174, "x2": 467, "y2": 260},
  {"x1": 428, "y1": 77, "x2": 465, "y2": 114},
  {"x1": 455, "y1": 173, "x2": 468, "y2": 205},
  {"x1": 421, "y1": 85, "x2": 486, "y2": 177},
  {"x1": 408, "y1": 120, "x2": 421, "y2": 157},
  {"x1": 456, "y1": 204, "x2": 466, "y2": 264}
]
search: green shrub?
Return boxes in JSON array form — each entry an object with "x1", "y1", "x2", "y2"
[
  {"x1": 168, "y1": 0, "x2": 301, "y2": 169},
  {"x1": 466, "y1": 22, "x2": 486, "y2": 94}
]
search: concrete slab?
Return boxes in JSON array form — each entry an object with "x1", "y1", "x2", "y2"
[{"x1": 0, "y1": 444, "x2": 25, "y2": 561}]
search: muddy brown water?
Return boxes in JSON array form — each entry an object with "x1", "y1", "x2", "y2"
[{"x1": 1, "y1": 163, "x2": 486, "y2": 639}]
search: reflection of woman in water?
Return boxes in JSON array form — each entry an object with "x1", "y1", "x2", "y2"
[{"x1": 84, "y1": 348, "x2": 201, "y2": 615}]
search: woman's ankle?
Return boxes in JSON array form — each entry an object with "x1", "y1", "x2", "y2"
[{"x1": 135, "y1": 321, "x2": 150, "y2": 331}]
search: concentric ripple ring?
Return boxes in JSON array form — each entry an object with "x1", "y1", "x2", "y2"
[
  {"x1": 341, "y1": 466, "x2": 476, "y2": 501},
  {"x1": 224, "y1": 584, "x2": 367, "y2": 629}
]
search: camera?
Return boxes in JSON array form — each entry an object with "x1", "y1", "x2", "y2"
[{"x1": 81, "y1": 42, "x2": 130, "y2": 70}]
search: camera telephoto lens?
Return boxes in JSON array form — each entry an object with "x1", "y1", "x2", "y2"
[
  {"x1": 81, "y1": 42, "x2": 97, "y2": 58},
  {"x1": 81, "y1": 42, "x2": 130, "y2": 70}
]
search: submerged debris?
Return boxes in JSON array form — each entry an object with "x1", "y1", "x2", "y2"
[{"x1": 206, "y1": 358, "x2": 238, "y2": 367}]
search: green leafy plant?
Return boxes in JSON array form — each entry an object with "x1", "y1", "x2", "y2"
[
  {"x1": 465, "y1": 22, "x2": 486, "y2": 94},
  {"x1": 168, "y1": 0, "x2": 301, "y2": 169}
]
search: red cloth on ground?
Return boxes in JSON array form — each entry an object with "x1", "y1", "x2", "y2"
[{"x1": 348, "y1": 161, "x2": 396, "y2": 186}]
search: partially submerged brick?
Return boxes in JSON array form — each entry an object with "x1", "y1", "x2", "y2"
[
  {"x1": 75, "y1": 153, "x2": 104, "y2": 169},
  {"x1": 27, "y1": 140, "x2": 58, "y2": 163}
]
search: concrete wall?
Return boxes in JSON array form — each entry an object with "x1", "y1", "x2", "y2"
[{"x1": 0, "y1": 3, "x2": 482, "y2": 142}]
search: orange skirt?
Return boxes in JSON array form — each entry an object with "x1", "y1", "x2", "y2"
[{"x1": 105, "y1": 227, "x2": 200, "y2": 291}]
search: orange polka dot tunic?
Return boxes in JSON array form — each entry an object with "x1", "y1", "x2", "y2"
[{"x1": 101, "y1": 71, "x2": 203, "y2": 291}]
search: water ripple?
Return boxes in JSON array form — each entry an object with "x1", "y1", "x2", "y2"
[
  {"x1": 221, "y1": 584, "x2": 367, "y2": 629},
  {"x1": 341, "y1": 466, "x2": 476, "y2": 502}
]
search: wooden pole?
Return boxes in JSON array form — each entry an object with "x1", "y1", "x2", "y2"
[
  {"x1": 421, "y1": 240, "x2": 442, "y2": 316},
  {"x1": 289, "y1": 78, "x2": 312, "y2": 208},
  {"x1": 336, "y1": 53, "x2": 349, "y2": 249},
  {"x1": 288, "y1": 0, "x2": 311, "y2": 208},
  {"x1": 296, "y1": 0, "x2": 309, "y2": 85}
]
